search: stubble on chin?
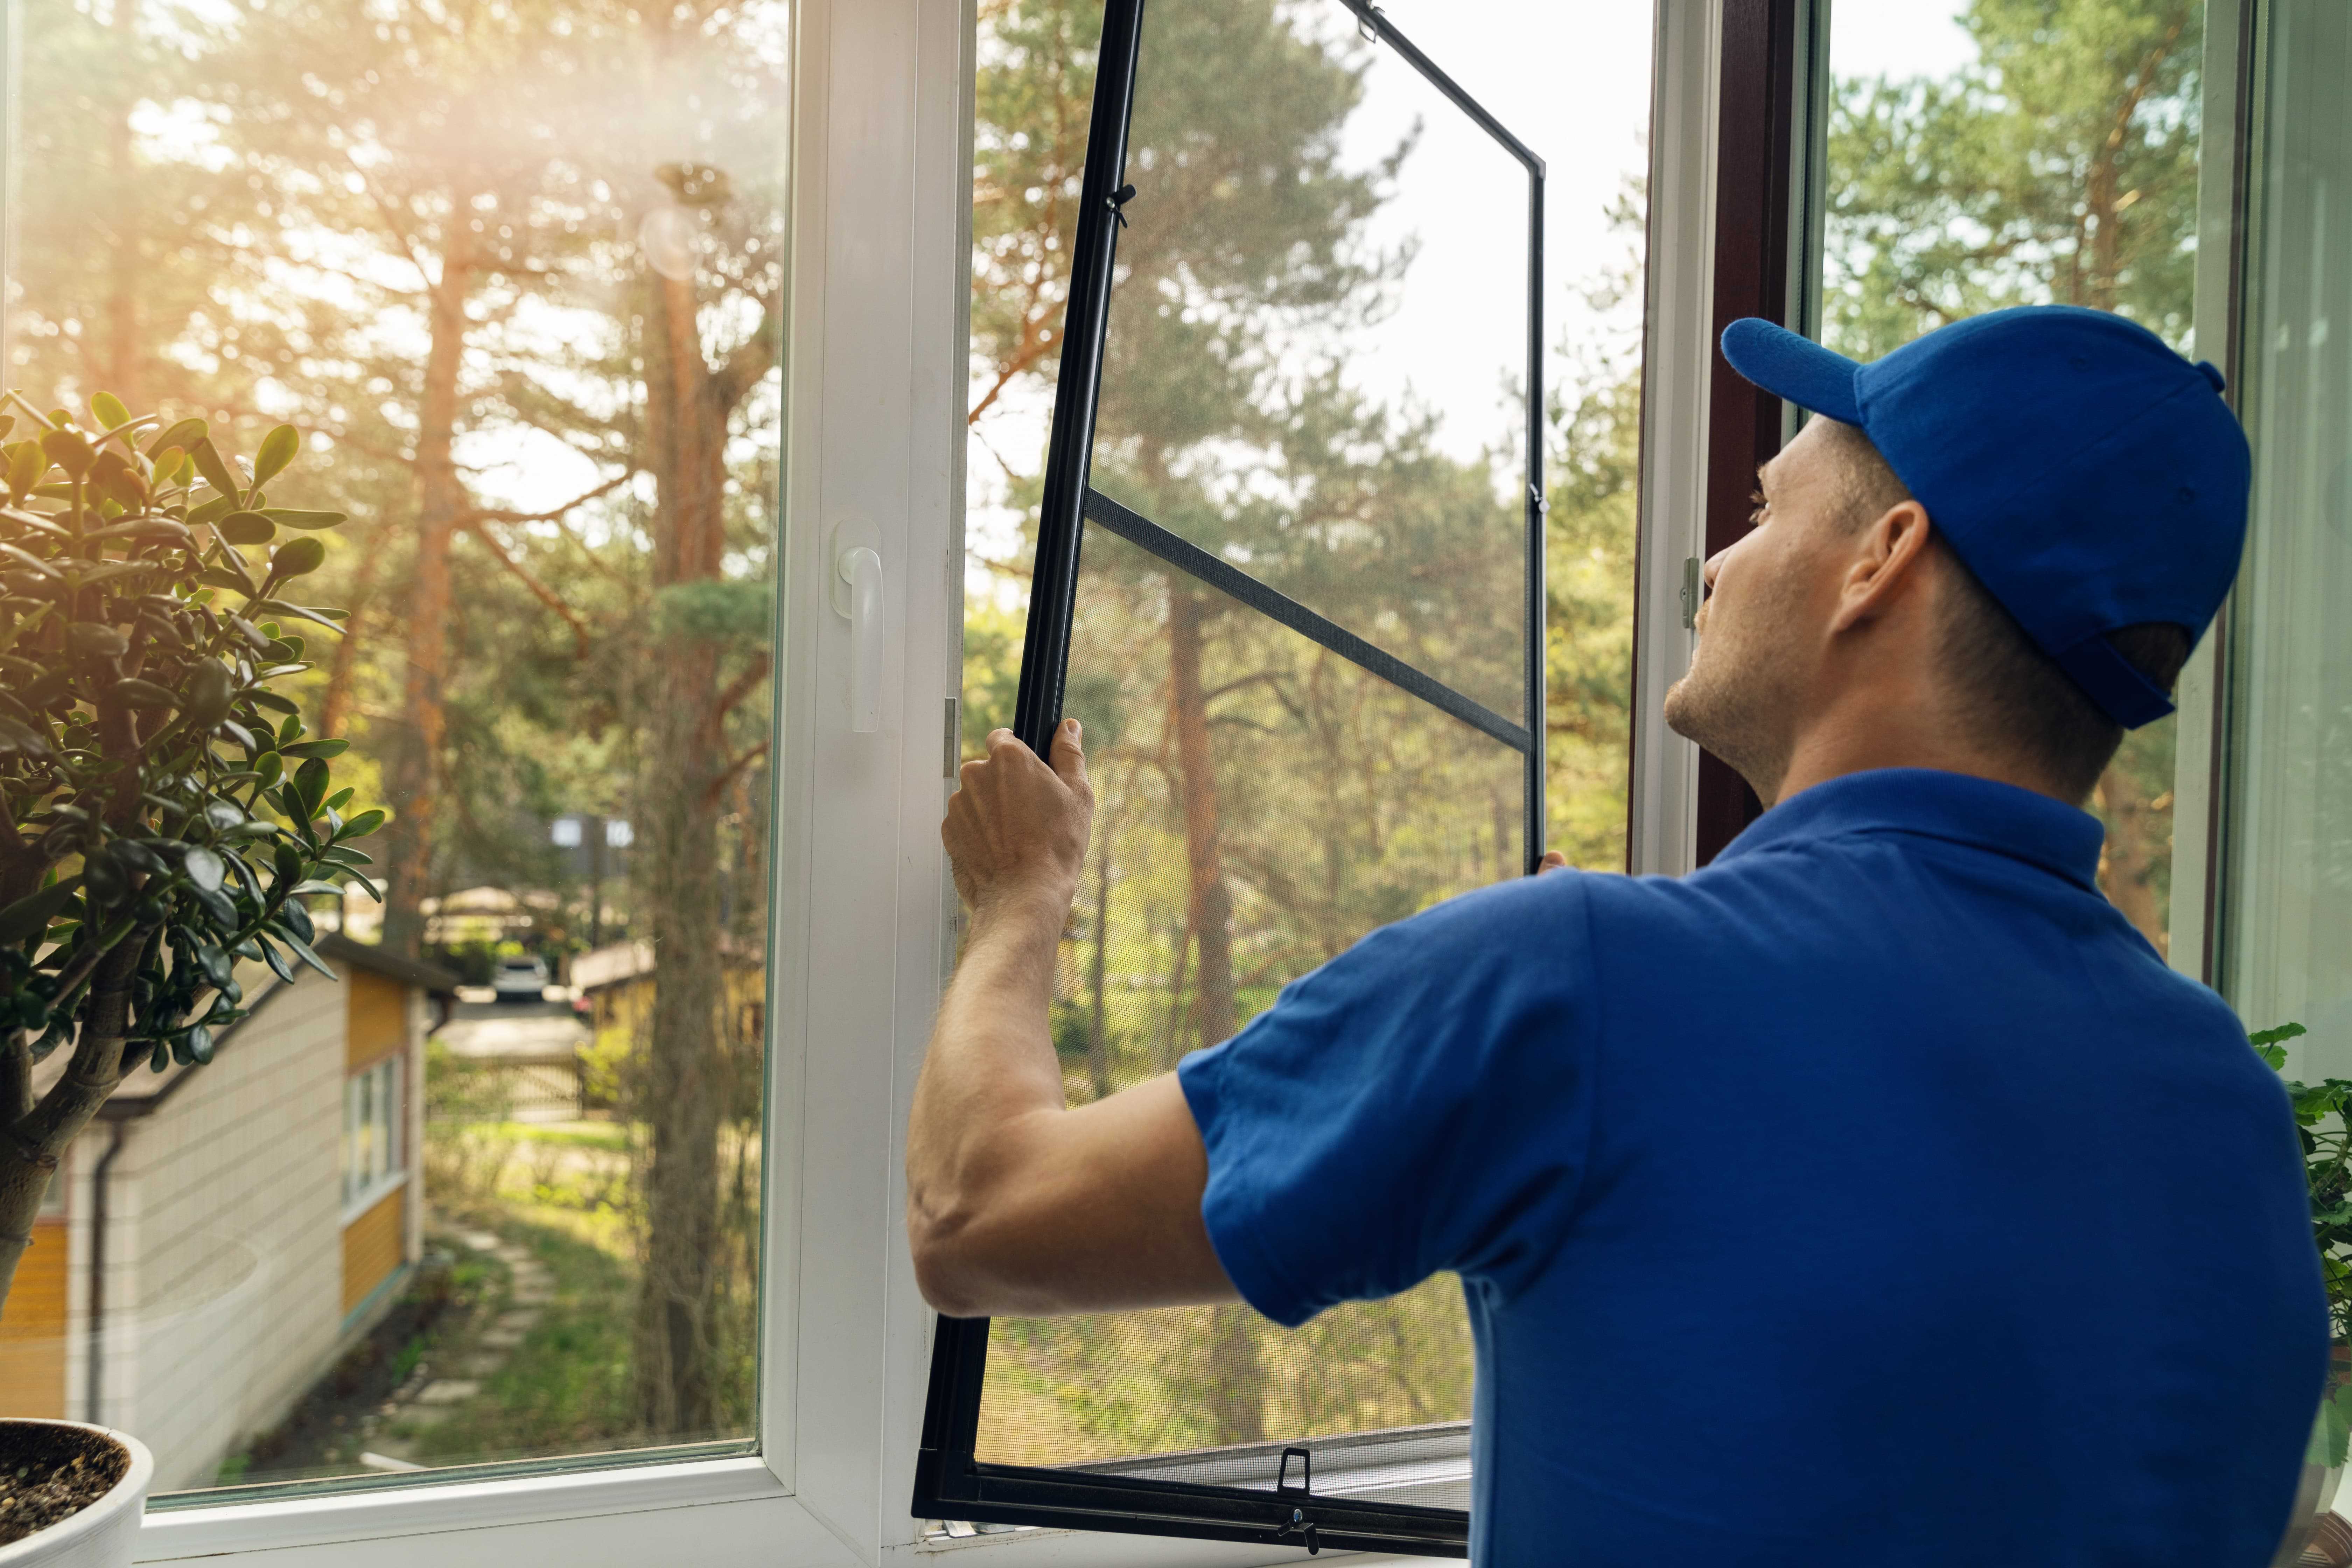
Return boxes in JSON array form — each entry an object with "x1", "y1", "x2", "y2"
[{"x1": 1661, "y1": 645, "x2": 1786, "y2": 804}]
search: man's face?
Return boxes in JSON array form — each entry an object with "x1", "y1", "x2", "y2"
[{"x1": 1662, "y1": 416, "x2": 1858, "y2": 802}]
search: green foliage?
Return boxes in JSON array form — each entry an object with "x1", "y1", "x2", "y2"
[
  {"x1": 2249, "y1": 1022, "x2": 2352, "y2": 1463},
  {"x1": 0, "y1": 394, "x2": 373, "y2": 1077},
  {"x1": 1824, "y1": 0, "x2": 2203, "y2": 358},
  {"x1": 651, "y1": 579, "x2": 772, "y2": 645}
]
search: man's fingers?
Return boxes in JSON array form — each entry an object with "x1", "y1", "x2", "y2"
[
  {"x1": 1050, "y1": 718, "x2": 1088, "y2": 793},
  {"x1": 1538, "y1": 849, "x2": 1570, "y2": 875}
]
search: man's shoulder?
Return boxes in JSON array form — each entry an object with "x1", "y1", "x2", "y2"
[{"x1": 1396, "y1": 864, "x2": 1703, "y2": 955}]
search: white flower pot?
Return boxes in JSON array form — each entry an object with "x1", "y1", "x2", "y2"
[{"x1": 0, "y1": 1423, "x2": 152, "y2": 1568}]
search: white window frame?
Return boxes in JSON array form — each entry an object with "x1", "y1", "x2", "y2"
[{"x1": 1628, "y1": 0, "x2": 1722, "y2": 879}]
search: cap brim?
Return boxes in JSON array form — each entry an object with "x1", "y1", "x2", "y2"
[{"x1": 1721, "y1": 318, "x2": 1864, "y2": 426}]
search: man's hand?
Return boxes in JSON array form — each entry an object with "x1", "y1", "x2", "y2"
[{"x1": 944, "y1": 720, "x2": 1093, "y2": 923}]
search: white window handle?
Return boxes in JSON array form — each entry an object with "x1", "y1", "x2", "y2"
[{"x1": 838, "y1": 544, "x2": 883, "y2": 733}]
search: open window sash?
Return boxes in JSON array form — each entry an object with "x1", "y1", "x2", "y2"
[{"x1": 912, "y1": 0, "x2": 1546, "y2": 1553}]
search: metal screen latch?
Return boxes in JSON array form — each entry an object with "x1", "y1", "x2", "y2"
[
  {"x1": 1275, "y1": 1447, "x2": 1319, "y2": 1554},
  {"x1": 1106, "y1": 182, "x2": 1138, "y2": 230},
  {"x1": 1356, "y1": 4, "x2": 1384, "y2": 43}
]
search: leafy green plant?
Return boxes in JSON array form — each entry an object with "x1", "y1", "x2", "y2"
[
  {"x1": 0, "y1": 391, "x2": 379, "y2": 1323},
  {"x1": 2252, "y1": 1022, "x2": 2352, "y2": 1465}
]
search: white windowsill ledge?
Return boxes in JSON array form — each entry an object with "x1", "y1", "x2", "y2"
[
  {"x1": 134, "y1": 1452, "x2": 789, "y2": 1562},
  {"x1": 339, "y1": 1168, "x2": 409, "y2": 1228}
]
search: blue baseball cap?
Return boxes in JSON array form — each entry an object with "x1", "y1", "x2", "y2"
[{"x1": 1719, "y1": 304, "x2": 2251, "y2": 728}]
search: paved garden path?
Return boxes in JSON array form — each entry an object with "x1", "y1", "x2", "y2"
[{"x1": 358, "y1": 1230, "x2": 552, "y2": 1471}]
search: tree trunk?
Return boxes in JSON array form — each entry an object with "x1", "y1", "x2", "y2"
[
  {"x1": 318, "y1": 537, "x2": 383, "y2": 739},
  {"x1": 379, "y1": 224, "x2": 476, "y2": 959},
  {"x1": 633, "y1": 261, "x2": 769, "y2": 1437},
  {"x1": 1167, "y1": 584, "x2": 1235, "y2": 1051},
  {"x1": 0, "y1": 942, "x2": 141, "y2": 1318},
  {"x1": 99, "y1": 0, "x2": 144, "y2": 410}
]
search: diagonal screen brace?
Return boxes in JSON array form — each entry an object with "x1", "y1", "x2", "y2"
[{"x1": 1083, "y1": 488, "x2": 1533, "y2": 754}]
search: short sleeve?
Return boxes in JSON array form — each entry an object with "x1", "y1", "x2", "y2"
[{"x1": 1176, "y1": 872, "x2": 1597, "y2": 1328}]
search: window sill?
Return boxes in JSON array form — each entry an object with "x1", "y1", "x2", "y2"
[
  {"x1": 339, "y1": 1168, "x2": 408, "y2": 1228},
  {"x1": 135, "y1": 1452, "x2": 791, "y2": 1563}
]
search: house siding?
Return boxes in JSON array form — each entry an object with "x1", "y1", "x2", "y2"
[
  {"x1": 346, "y1": 969, "x2": 407, "y2": 1073},
  {"x1": 94, "y1": 969, "x2": 346, "y2": 1491},
  {"x1": 340, "y1": 1187, "x2": 405, "y2": 1315},
  {"x1": 0, "y1": 1219, "x2": 69, "y2": 1418}
]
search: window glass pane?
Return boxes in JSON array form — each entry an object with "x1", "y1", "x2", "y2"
[
  {"x1": 973, "y1": 517, "x2": 1513, "y2": 1485},
  {"x1": 4, "y1": 0, "x2": 786, "y2": 1491},
  {"x1": 1822, "y1": 0, "x2": 2208, "y2": 956},
  {"x1": 2224, "y1": 0, "x2": 2351, "y2": 1066}
]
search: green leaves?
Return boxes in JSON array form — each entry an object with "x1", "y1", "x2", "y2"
[
  {"x1": 216, "y1": 511, "x2": 276, "y2": 545},
  {"x1": 2252, "y1": 1022, "x2": 2307, "y2": 1071},
  {"x1": 67, "y1": 623, "x2": 128, "y2": 660},
  {"x1": 184, "y1": 658, "x2": 236, "y2": 728},
  {"x1": 6, "y1": 442, "x2": 45, "y2": 502},
  {"x1": 0, "y1": 388, "x2": 360, "y2": 1109},
  {"x1": 294, "y1": 756, "x2": 331, "y2": 814},
  {"x1": 271, "y1": 536, "x2": 326, "y2": 578},
  {"x1": 146, "y1": 418, "x2": 207, "y2": 459},
  {"x1": 2315, "y1": 1382, "x2": 2352, "y2": 1469},
  {"x1": 38, "y1": 428, "x2": 95, "y2": 479},
  {"x1": 252, "y1": 425, "x2": 300, "y2": 489},
  {"x1": 2257, "y1": 1024, "x2": 2352, "y2": 1346},
  {"x1": 0, "y1": 878, "x2": 82, "y2": 947},
  {"x1": 190, "y1": 436, "x2": 243, "y2": 502},
  {"x1": 111, "y1": 678, "x2": 177, "y2": 709},
  {"x1": 182, "y1": 847, "x2": 225, "y2": 894}
]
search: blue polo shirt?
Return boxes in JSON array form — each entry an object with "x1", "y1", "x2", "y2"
[{"x1": 1178, "y1": 768, "x2": 2326, "y2": 1566}]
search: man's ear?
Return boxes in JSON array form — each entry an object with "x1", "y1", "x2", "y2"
[{"x1": 1827, "y1": 500, "x2": 1934, "y2": 633}]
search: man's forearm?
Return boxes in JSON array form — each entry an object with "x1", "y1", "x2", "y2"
[{"x1": 905, "y1": 894, "x2": 1070, "y2": 1247}]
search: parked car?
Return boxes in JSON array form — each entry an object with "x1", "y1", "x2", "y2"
[{"x1": 492, "y1": 955, "x2": 551, "y2": 1003}]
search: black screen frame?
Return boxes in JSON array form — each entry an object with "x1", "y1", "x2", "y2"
[{"x1": 915, "y1": 0, "x2": 1547, "y2": 1552}]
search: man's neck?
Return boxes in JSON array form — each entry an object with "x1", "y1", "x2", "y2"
[{"x1": 1766, "y1": 694, "x2": 2074, "y2": 809}]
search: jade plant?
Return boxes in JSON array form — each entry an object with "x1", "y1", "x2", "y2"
[
  {"x1": 0, "y1": 391, "x2": 379, "y2": 1321},
  {"x1": 2252, "y1": 1022, "x2": 2352, "y2": 1465}
]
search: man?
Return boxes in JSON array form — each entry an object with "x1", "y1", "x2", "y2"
[{"x1": 906, "y1": 306, "x2": 2328, "y2": 1564}]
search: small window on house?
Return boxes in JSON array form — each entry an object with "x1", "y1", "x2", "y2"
[{"x1": 343, "y1": 1058, "x2": 402, "y2": 1215}]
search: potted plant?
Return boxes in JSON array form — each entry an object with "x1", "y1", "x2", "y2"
[
  {"x1": 0, "y1": 391, "x2": 372, "y2": 1564},
  {"x1": 2255, "y1": 1022, "x2": 2352, "y2": 1567}
]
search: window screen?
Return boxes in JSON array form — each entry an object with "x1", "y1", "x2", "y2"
[{"x1": 915, "y1": 0, "x2": 1542, "y2": 1552}]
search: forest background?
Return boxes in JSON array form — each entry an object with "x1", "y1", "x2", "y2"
[{"x1": 3, "y1": 0, "x2": 2205, "y2": 1479}]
